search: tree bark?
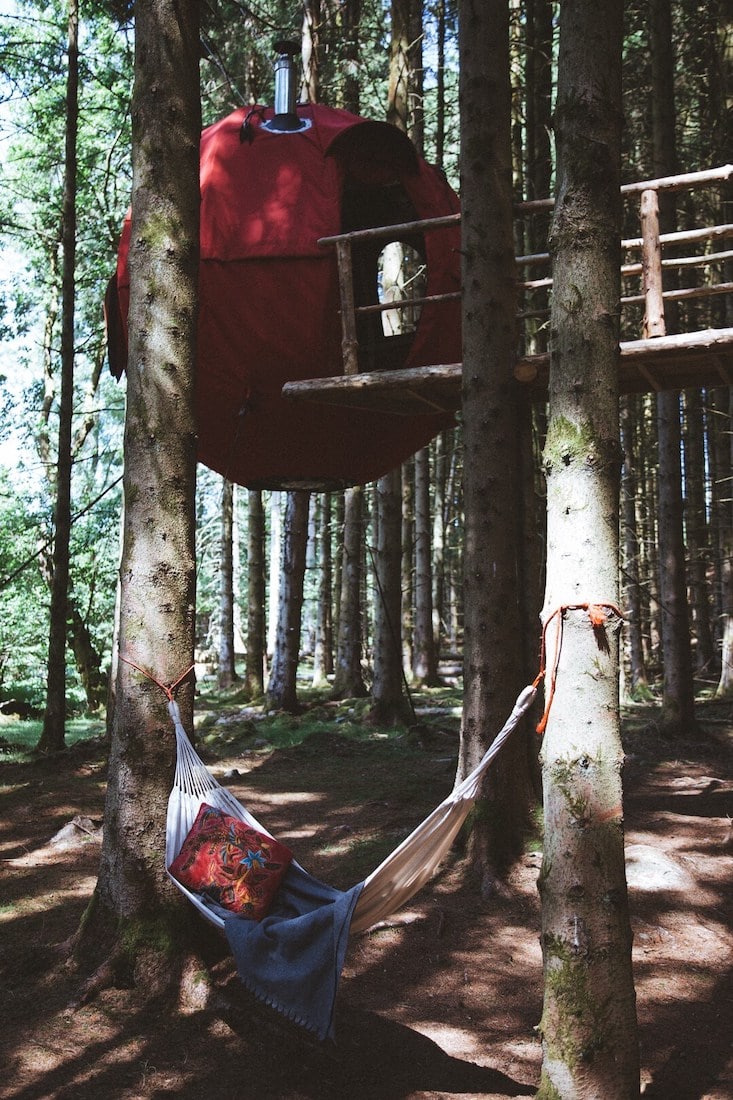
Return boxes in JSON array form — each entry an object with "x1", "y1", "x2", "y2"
[
  {"x1": 38, "y1": 0, "x2": 78, "y2": 753},
  {"x1": 332, "y1": 485, "x2": 367, "y2": 699},
  {"x1": 712, "y1": 388, "x2": 733, "y2": 695},
  {"x1": 312, "y1": 493, "x2": 334, "y2": 688},
  {"x1": 401, "y1": 457, "x2": 415, "y2": 680},
  {"x1": 300, "y1": 0, "x2": 320, "y2": 104},
  {"x1": 431, "y1": 432, "x2": 448, "y2": 656},
  {"x1": 537, "y1": 2, "x2": 639, "y2": 1096},
  {"x1": 638, "y1": 398, "x2": 659, "y2": 672},
  {"x1": 217, "y1": 478, "x2": 237, "y2": 688},
  {"x1": 267, "y1": 491, "x2": 310, "y2": 713},
  {"x1": 457, "y1": 0, "x2": 532, "y2": 889},
  {"x1": 67, "y1": 602, "x2": 107, "y2": 713},
  {"x1": 649, "y1": 0, "x2": 697, "y2": 732},
  {"x1": 267, "y1": 492, "x2": 282, "y2": 658},
  {"x1": 620, "y1": 396, "x2": 650, "y2": 697},
  {"x1": 683, "y1": 389, "x2": 715, "y2": 676},
  {"x1": 387, "y1": 0, "x2": 414, "y2": 134},
  {"x1": 85, "y1": 0, "x2": 201, "y2": 994},
  {"x1": 370, "y1": 468, "x2": 410, "y2": 723},
  {"x1": 340, "y1": 0, "x2": 362, "y2": 114},
  {"x1": 244, "y1": 489, "x2": 266, "y2": 698},
  {"x1": 413, "y1": 446, "x2": 440, "y2": 685}
]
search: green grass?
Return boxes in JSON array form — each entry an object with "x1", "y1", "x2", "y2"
[
  {"x1": 0, "y1": 717, "x2": 106, "y2": 762},
  {"x1": 193, "y1": 680, "x2": 463, "y2": 758}
]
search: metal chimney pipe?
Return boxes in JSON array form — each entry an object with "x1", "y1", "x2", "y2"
[{"x1": 265, "y1": 37, "x2": 308, "y2": 133}]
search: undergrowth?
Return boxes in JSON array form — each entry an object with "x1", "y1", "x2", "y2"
[{"x1": 0, "y1": 717, "x2": 106, "y2": 763}]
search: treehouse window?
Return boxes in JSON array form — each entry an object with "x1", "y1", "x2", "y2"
[
  {"x1": 340, "y1": 179, "x2": 428, "y2": 372},
  {"x1": 377, "y1": 241, "x2": 426, "y2": 337}
]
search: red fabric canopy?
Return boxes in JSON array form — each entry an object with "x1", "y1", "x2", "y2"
[{"x1": 108, "y1": 103, "x2": 461, "y2": 489}]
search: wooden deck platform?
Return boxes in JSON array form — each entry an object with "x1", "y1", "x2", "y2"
[
  {"x1": 283, "y1": 167, "x2": 732, "y2": 414},
  {"x1": 282, "y1": 327, "x2": 733, "y2": 415}
]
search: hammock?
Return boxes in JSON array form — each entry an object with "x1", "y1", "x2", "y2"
[{"x1": 165, "y1": 684, "x2": 536, "y2": 1038}]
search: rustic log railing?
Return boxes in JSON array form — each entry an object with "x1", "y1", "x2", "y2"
[
  {"x1": 317, "y1": 214, "x2": 461, "y2": 377},
  {"x1": 283, "y1": 165, "x2": 733, "y2": 411}
]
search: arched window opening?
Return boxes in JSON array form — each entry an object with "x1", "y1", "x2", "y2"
[{"x1": 338, "y1": 161, "x2": 428, "y2": 373}]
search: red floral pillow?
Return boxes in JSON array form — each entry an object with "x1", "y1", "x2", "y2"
[{"x1": 169, "y1": 803, "x2": 292, "y2": 919}]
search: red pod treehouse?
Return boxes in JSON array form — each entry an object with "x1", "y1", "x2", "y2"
[{"x1": 107, "y1": 47, "x2": 461, "y2": 490}]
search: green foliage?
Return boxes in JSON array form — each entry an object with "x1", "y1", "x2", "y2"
[
  {"x1": 0, "y1": 0, "x2": 725, "y2": 721},
  {"x1": 0, "y1": 0, "x2": 129, "y2": 711}
]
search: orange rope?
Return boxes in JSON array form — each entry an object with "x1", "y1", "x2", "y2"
[
  {"x1": 534, "y1": 602, "x2": 624, "y2": 735},
  {"x1": 120, "y1": 654, "x2": 195, "y2": 702}
]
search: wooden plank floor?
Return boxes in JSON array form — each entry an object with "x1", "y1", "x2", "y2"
[{"x1": 282, "y1": 327, "x2": 733, "y2": 414}]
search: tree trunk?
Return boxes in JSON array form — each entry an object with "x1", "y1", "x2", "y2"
[
  {"x1": 649, "y1": 0, "x2": 696, "y2": 733},
  {"x1": 217, "y1": 477, "x2": 237, "y2": 688},
  {"x1": 457, "y1": 0, "x2": 532, "y2": 889},
  {"x1": 370, "y1": 469, "x2": 410, "y2": 723},
  {"x1": 413, "y1": 446, "x2": 440, "y2": 685},
  {"x1": 267, "y1": 492, "x2": 282, "y2": 657},
  {"x1": 67, "y1": 601, "x2": 107, "y2": 713},
  {"x1": 711, "y1": 1, "x2": 733, "y2": 693},
  {"x1": 712, "y1": 388, "x2": 733, "y2": 696},
  {"x1": 651, "y1": 343, "x2": 695, "y2": 726},
  {"x1": 340, "y1": 0, "x2": 362, "y2": 114},
  {"x1": 401, "y1": 457, "x2": 414, "y2": 680},
  {"x1": 445, "y1": 442, "x2": 462, "y2": 653},
  {"x1": 244, "y1": 489, "x2": 266, "y2": 698},
  {"x1": 332, "y1": 485, "x2": 367, "y2": 699},
  {"x1": 302, "y1": 498, "x2": 317, "y2": 658},
  {"x1": 300, "y1": 0, "x2": 320, "y2": 104},
  {"x1": 434, "y1": 0, "x2": 446, "y2": 168},
  {"x1": 312, "y1": 493, "x2": 334, "y2": 689},
  {"x1": 638, "y1": 399, "x2": 659, "y2": 672},
  {"x1": 38, "y1": 0, "x2": 78, "y2": 754},
  {"x1": 267, "y1": 491, "x2": 310, "y2": 713},
  {"x1": 620, "y1": 396, "x2": 650, "y2": 697},
  {"x1": 537, "y1": 3, "x2": 639, "y2": 1096},
  {"x1": 683, "y1": 388, "x2": 715, "y2": 676},
  {"x1": 387, "y1": 0, "x2": 412, "y2": 133},
  {"x1": 84, "y1": 0, "x2": 201, "y2": 996},
  {"x1": 431, "y1": 432, "x2": 448, "y2": 657}
]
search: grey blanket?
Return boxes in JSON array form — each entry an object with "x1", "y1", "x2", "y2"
[{"x1": 223, "y1": 864, "x2": 364, "y2": 1041}]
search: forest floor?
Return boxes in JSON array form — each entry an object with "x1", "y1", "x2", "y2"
[{"x1": 0, "y1": 688, "x2": 732, "y2": 1100}]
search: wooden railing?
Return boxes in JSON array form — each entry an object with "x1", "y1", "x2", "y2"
[
  {"x1": 294, "y1": 164, "x2": 733, "y2": 406},
  {"x1": 318, "y1": 214, "x2": 461, "y2": 376}
]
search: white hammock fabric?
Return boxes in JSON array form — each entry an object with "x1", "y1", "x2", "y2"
[{"x1": 165, "y1": 684, "x2": 537, "y2": 933}]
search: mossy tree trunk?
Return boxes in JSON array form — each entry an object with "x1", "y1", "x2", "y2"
[
  {"x1": 80, "y1": 0, "x2": 201, "y2": 999},
  {"x1": 537, "y1": 2, "x2": 639, "y2": 1097},
  {"x1": 457, "y1": 0, "x2": 533, "y2": 891}
]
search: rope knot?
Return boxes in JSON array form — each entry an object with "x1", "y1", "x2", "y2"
[
  {"x1": 535, "y1": 601, "x2": 624, "y2": 735},
  {"x1": 119, "y1": 655, "x2": 195, "y2": 702}
]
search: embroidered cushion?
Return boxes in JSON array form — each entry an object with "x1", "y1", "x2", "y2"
[{"x1": 169, "y1": 803, "x2": 292, "y2": 919}]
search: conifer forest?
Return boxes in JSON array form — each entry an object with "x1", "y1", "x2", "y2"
[{"x1": 0, "y1": 2, "x2": 731, "y2": 1099}]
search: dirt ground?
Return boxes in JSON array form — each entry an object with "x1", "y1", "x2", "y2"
[{"x1": 1, "y1": 699, "x2": 731, "y2": 1100}]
